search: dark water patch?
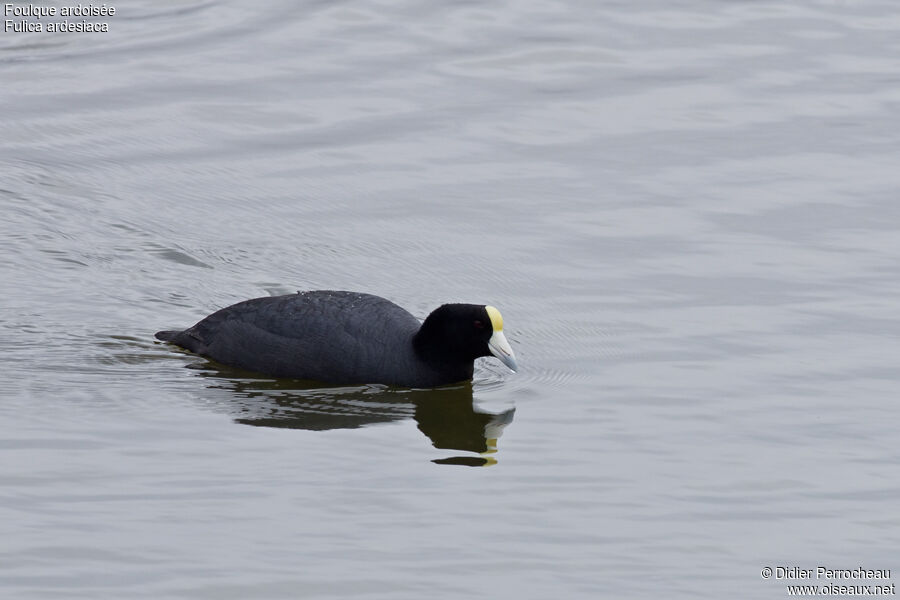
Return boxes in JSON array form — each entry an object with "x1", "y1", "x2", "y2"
[
  {"x1": 167, "y1": 364, "x2": 517, "y2": 463},
  {"x1": 142, "y1": 242, "x2": 213, "y2": 269}
]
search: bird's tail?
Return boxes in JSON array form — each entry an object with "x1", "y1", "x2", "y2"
[{"x1": 155, "y1": 330, "x2": 181, "y2": 342}]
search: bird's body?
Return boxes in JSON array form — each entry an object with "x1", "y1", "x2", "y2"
[{"x1": 156, "y1": 290, "x2": 516, "y2": 388}]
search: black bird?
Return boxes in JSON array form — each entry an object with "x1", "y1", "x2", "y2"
[{"x1": 155, "y1": 290, "x2": 517, "y2": 388}]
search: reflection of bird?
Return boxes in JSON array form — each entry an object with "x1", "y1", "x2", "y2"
[
  {"x1": 413, "y1": 390, "x2": 515, "y2": 454},
  {"x1": 156, "y1": 290, "x2": 517, "y2": 387},
  {"x1": 192, "y1": 366, "x2": 515, "y2": 465}
]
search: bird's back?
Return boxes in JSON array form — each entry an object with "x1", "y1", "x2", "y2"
[{"x1": 158, "y1": 291, "x2": 425, "y2": 384}]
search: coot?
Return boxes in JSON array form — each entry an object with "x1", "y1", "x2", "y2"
[{"x1": 156, "y1": 290, "x2": 517, "y2": 387}]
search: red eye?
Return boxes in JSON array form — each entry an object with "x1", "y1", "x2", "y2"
[{"x1": 474, "y1": 320, "x2": 484, "y2": 329}]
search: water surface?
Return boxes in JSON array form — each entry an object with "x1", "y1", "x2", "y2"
[{"x1": 2, "y1": 1, "x2": 900, "y2": 598}]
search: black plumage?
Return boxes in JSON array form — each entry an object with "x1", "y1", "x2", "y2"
[{"x1": 155, "y1": 290, "x2": 517, "y2": 387}]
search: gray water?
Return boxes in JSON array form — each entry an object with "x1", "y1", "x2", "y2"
[{"x1": 3, "y1": 1, "x2": 900, "y2": 598}]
